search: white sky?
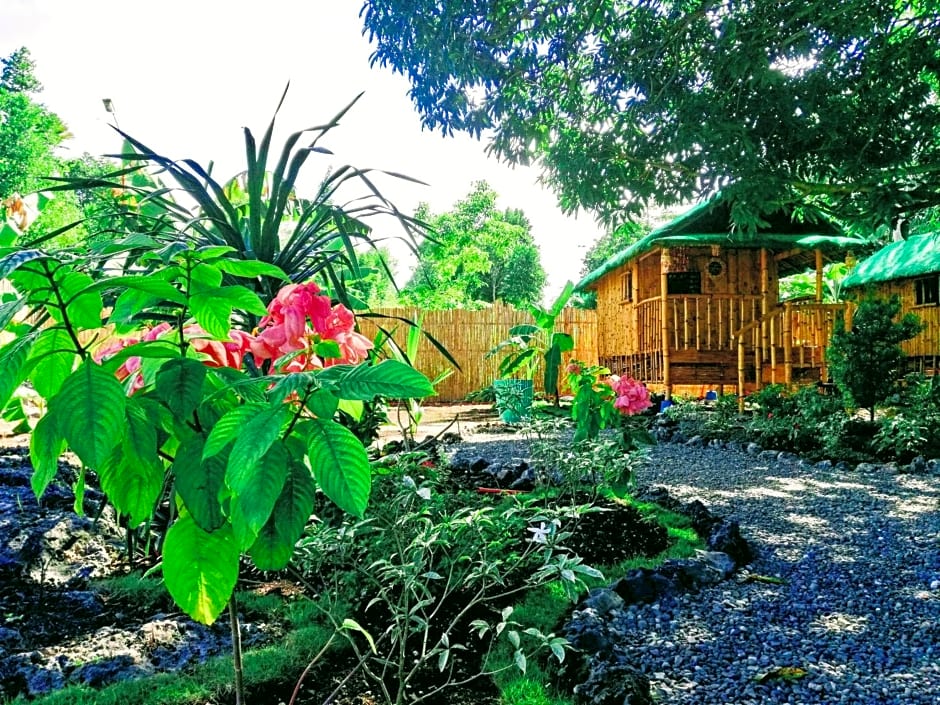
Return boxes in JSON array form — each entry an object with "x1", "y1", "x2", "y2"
[{"x1": 0, "y1": 0, "x2": 607, "y2": 300}]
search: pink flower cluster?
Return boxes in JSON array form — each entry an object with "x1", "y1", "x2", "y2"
[
  {"x1": 94, "y1": 281, "x2": 373, "y2": 392},
  {"x1": 608, "y1": 375, "x2": 652, "y2": 415},
  {"x1": 249, "y1": 283, "x2": 372, "y2": 371}
]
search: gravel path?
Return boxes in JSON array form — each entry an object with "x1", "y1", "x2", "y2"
[{"x1": 626, "y1": 443, "x2": 940, "y2": 705}]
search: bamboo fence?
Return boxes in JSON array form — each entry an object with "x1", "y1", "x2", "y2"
[{"x1": 359, "y1": 304, "x2": 599, "y2": 402}]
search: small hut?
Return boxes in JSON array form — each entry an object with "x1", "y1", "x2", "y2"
[
  {"x1": 575, "y1": 197, "x2": 867, "y2": 399},
  {"x1": 841, "y1": 232, "x2": 940, "y2": 374}
]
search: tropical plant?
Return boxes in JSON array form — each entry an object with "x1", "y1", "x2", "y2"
[
  {"x1": 47, "y1": 88, "x2": 424, "y2": 309},
  {"x1": 362, "y1": 1, "x2": 940, "y2": 230},
  {"x1": 487, "y1": 281, "x2": 575, "y2": 405},
  {"x1": 828, "y1": 295, "x2": 922, "y2": 420}
]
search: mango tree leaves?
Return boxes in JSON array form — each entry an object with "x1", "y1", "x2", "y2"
[
  {"x1": 228, "y1": 442, "x2": 289, "y2": 550},
  {"x1": 249, "y1": 461, "x2": 317, "y2": 571},
  {"x1": 49, "y1": 360, "x2": 126, "y2": 469},
  {"x1": 0, "y1": 334, "x2": 35, "y2": 411},
  {"x1": 155, "y1": 358, "x2": 207, "y2": 419},
  {"x1": 307, "y1": 418, "x2": 371, "y2": 517},
  {"x1": 163, "y1": 515, "x2": 239, "y2": 625},
  {"x1": 172, "y1": 436, "x2": 227, "y2": 532},
  {"x1": 29, "y1": 409, "x2": 66, "y2": 499}
]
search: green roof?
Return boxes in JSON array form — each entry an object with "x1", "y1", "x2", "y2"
[
  {"x1": 841, "y1": 232, "x2": 940, "y2": 288},
  {"x1": 576, "y1": 197, "x2": 867, "y2": 291}
]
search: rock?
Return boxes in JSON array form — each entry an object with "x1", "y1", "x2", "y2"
[
  {"x1": 682, "y1": 499, "x2": 718, "y2": 536},
  {"x1": 72, "y1": 655, "x2": 144, "y2": 688},
  {"x1": 815, "y1": 459, "x2": 833, "y2": 470},
  {"x1": 777, "y1": 451, "x2": 799, "y2": 463},
  {"x1": 758, "y1": 450, "x2": 779, "y2": 462},
  {"x1": 834, "y1": 460, "x2": 852, "y2": 472},
  {"x1": 509, "y1": 466, "x2": 536, "y2": 491},
  {"x1": 565, "y1": 609, "x2": 615, "y2": 655},
  {"x1": 573, "y1": 647, "x2": 653, "y2": 705},
  {"x1": 469, "y1": 457, "x2": 491, "y2": 473},
  {"x1": 707, "y1": 519, "x2": 752, "y2": 566},
  {"x1": 908, "y1": 456, "x2": 927, "y2": 474},
  {"x1": 581, "y1": 588, "x2": 624, "y2": 616},
  {"x1": 746, "y1": 442, "x2": 762, "y2": 455},
  {"x1": 611, "y1": 568, "x2": 676, "y2": 604},
  {"x1": 855, "y1": 462, "x2": 882, "y2": 473},
  {"x1": 633, "y1": 486, "x2": 680, "y2": 511},
  {"x1": 927, "y1": 459, "x2": 940, "y2": 476},
  {"x1": 697, "y1": 550, "x2": 737, "y2": 579},
  {"x1": 670, "y1": 432, "x2": 687, "y2": 445},
  {"x1": 685, "y1": 435, "x2": 704, "y2": 448},
  {"x1": 708, "y1": 438, "x2": 724, "y2": 449}
]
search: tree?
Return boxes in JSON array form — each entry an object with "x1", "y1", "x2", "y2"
[
  {"x1": 0, "y1": 47, "x2": 68, "y2": 198},
  {"x1": 580, "y1": 222, "x2": 646, "y2": 278},
  {"x1": 362, "y1": 1, "x2": 940, "y2": 230},
  {"x1": 402, "y1": 181, "x2": 546, "y2": 308},
  {"x1": 828, "y1": 295, "x2": 922, "y2": 420}
]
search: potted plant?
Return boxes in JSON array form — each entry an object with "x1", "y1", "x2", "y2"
[{"x1": 487, "y1": 282, "x2": 575, "y2": 421}]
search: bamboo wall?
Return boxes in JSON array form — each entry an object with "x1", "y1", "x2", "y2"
[
  {"x1": 868, "y1": 280, "x2": 940, "y2": 372},
  {"x1": 359, "y1": 304, "x2": 599, "y2": 402}
]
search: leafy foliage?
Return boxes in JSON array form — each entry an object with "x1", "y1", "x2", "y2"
[
  {"x1": 828, "y1": 295, "x2": 922, "y2": 419},
  {"x1": 362, "y1": 1, "x2": 940, "y2": 229},
  {"x1": 402, "y1": 181, "x2": 545, "y2": 308}
]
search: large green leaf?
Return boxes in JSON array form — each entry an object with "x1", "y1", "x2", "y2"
[
  {"x1": 333, "y1": 360, "x2": 435, "y2": 400},
  {"x1": 190, "y1": 286, "x2": 268, "y2": 340},
  {"x1": 162, "y1": 516, "x2": 239, "y2": 624},
  {"x1": 214, "y1": 259, "x2": 288, "y2": 280},
  {"x1": 29, "y1": 409, "x2": 66, "y2": 499},
  {"x1": 249, "y1": 461, "x2": 316, "y2": 571},
  {"x1": 203, "y1": 403, "x2": 264, "y2": 459},
  {"x1": 0, "y1": 295, "x2": 25, "y2": 332},
  {"x1": 225, "y1": 405, "x2": 290, "y2": 493},
  {"x1": 0, "y1": 249, "x2": 49, "y2": 279},
  {"x1": 59, "y1": 271, "x2": 104, "y2": 329},
  {"x1": 155, "y1": 358, "x2": 207, "y2": 419},
  {"x1": 172, "y1": 436, "x2": 227, "y2": 532},
  {"x1": 97, "y1": 402, "x2": 165, "y2": 527},
  {"x1": 29, "y1": 327, "x2": 79, "y2": 398},
  {"x1": 50, "y1": 360, "x2": 126, "y2": 469},
  {"x1": 228, "y1": 442, "x2": 289, "y2": 550},
  {"x1": 307, "y1": 418, "x2": 371, "y2": 517}
]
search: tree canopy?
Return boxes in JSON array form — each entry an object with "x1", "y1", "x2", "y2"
[
  {"x1": 401, "y1": 181, "x2": 546, "y2": 308},
  {"x1": 0, "y1": 47, "x2": 68, "y2": 199},
  {"x1": 361, "y1": 1, "x2": 940, "y2": 230}
]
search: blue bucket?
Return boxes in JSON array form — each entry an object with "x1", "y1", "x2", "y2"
[
  {"x1": 659, "y1": 399, "x2": 674, "y2": 413},
  {"x1": 705, "y1": 390, "x2": 718, "y2": 401}
]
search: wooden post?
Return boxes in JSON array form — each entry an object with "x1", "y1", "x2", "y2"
[
  {"x1": 815, "y1": 249, "x2": 824, "y2": 303},
  {"x1": 759, "y1": 248, "x2": 769, "y2": 390},
  {"x1": 660, "y1": 249, "x2": 671, "y2": 399},
  {"x1": 737, "y1": 336, "x2": 746, "y2": 412},
  {"x1": 783, "y1": 302, "x2": 793, "y2": 386}
]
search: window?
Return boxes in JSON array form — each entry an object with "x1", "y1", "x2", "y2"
[
  {"x1": 620, "y1": 272, "x2": 633, "y2": 302},
  {"x1": 915, "y1": 276, "x2": 939, "y2": 306},
  {"x1": 667, "y1": 271, "x2": 702, "y2": 295}
]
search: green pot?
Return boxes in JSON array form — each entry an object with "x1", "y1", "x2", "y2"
[{"x1": 493, "y1": 379, "x2": 534, "y2": 423}]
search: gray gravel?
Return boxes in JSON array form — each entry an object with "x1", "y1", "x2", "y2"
[
  {"x1": 626, "y1": 444, "x2": 940, "y2": 705},
  {"x1": 450, "y1": 431, "x2": 940, "y2": 705}
]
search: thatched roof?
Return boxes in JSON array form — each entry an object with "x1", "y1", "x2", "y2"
[{"x1": 841, "y1": 232, "x2": 940, "y2": 288}]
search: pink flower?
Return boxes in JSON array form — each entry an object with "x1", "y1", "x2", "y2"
[
  {"x1": 608, "y1": 375, "x2": 652, "y2": 416},
  {"x1": 260, "y1": 283, "x2": 332, "y2": 347},
  {"x1": 184, "y1": 325, "x2": 254, "y2": 369}
]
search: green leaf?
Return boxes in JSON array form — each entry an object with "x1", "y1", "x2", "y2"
[
  {"x1": 29, "y1": 327, "x2": 79, "y2": 398},
  {"x1": 0, "y1": 295, "x2": 25, "y2": 332},
  {"x1": 29, "y1": 409, "x2": 66, "y2": 499},
  {"x1": 190, "y1": 286, "x2": 268, "y2": 339},
  {"x1": 60, "y1": 271, "x2": 104, "y2": 329},
  {"x1": 333, "y1": 360, "x2": 435, "y2": 400},
  {"x1": 229, "y1": 442, "x2": 289, "y2": 550},
  {"x1": 155, "y1": 358, "x2": 207, "y2": 419},
  {"x1": 514, "y1": 650, "x2": 527, "y2": 674},
  {"x1": 340, "y1": 618, "x2": 377, "y2": 654},
  {"x1": 203, "y1": 404, "x2": 263, "y2": 459},
  {"x1": 225, "y1": 405, "x2": 290, "y2": 494},
  {"x1": 249, "y1": 460, "x2": 316, "y2": 570},
  {"x1": 215, "y1": 259, "x2": 288, "y2": 280},
  {"x1": 172, "y1": 436, "x2": 226, "y2": 532},
  {"x1": 100, "y1": 275, "x2": 188, "y2": 303},
  {"x1": 108, "y1": 288, "x2": 161, "y2": 333},
  {"x1": 315, "y1": 340, "x2": 342, "y2": 360},
  {"x1": 307, "y1": 389, "x2": 339, "y2": 420},
  {"x1": 0, "y1": 334, "x2": 34, "y2": 411},
  {"x1": 50, "y1": 360, "x2": 126, "y2": 469},
  {"x1": 97, "y1": 401, "x2": 165, "y2": 527},
  {"x1": 162, "y1": 515, "x2": 239, "y2": 624},
  {"x1": 306, "y1": 418, "x2": 371, "y2": 517}
]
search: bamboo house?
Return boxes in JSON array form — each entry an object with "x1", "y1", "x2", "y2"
[
  {"x1": 841, "y1": 232, "x2": 940, "y2": 374},
  {"x1": 575, "y1": 198, "x2": 867, "y2": 400}
]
